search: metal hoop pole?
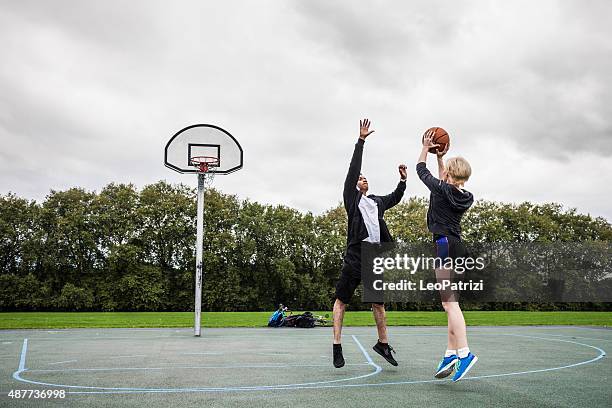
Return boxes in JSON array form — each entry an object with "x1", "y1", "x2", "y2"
[{"x1": 194, "y1": 173, "x2": 205, "y2": 336}]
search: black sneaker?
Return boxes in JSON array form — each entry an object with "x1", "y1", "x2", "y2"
[
  {"x1": 333, "y1": 344, "x2": 345, "y2": 368},
  {"x1": 372, "y1": 340, "x2": 398, "y2": 366}
]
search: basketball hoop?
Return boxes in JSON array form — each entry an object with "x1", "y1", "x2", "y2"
[
  {"x1": 190, "y1": 156, "x2": 219, "y2": 187},
  {"x1": 190, "y1": 156, "x2": 219, "y2": 173},
  {"x1": 166, "y1": 124, "x2": 243, "y2": 337}
]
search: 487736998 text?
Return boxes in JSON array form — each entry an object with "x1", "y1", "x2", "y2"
[{"x1": 8, "y1": 389, "x2": 66, "y2": 399}]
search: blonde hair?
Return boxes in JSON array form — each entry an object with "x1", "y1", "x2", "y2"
[{"x1": 446, "y1": 157, "x2": 471, "y2": 183}]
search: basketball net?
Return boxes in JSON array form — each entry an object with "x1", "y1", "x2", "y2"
[{"x1": 190, "y1": 156, "x2": 218, "y2": 187}]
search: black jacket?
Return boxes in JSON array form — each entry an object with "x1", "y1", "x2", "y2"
[
  {"x1": 343, "y1": 139, "x2": 406, "y2": 269},
  {"x1": 416, "y1": 162, "x2": 473, "y2": 239}
]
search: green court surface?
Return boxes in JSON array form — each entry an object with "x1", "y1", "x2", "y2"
[{"x1": 0, "y1": 326, "x2": 609, "y2": 407}]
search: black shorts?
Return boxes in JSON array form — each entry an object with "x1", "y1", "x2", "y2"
[{"x1": 335, "y1": 262, "x2": 384, "y2": 305}]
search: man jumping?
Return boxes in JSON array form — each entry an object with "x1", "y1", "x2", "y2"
[{"x1": 333, "y1": 118, "x2": 407, "y2": 368}]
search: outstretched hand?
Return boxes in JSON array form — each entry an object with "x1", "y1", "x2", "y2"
[
  {"x1": 360, "y1": 118, "x2": 375, "y2": 140},
  {"x1": 398, "y1": 164, "x2": 407, "y2": 180}
]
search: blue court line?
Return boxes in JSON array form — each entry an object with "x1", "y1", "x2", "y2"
[{"x1": 11, "y1": 334, "x2": 607, "y2": 394}]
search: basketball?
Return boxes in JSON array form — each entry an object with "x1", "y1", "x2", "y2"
[{"x1": 423, "y1": 127, "x2": 450, "y2": 154}]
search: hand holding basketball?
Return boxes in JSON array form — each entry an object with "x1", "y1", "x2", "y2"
[
  {"x1": 436, "y1": 141, "x2": 450, "y2": 158},
  {"x1": 422, "y1": 127, "x2": 450, "y2": 154},
  {"x1": 422, "y1": 129, "x2": 439, "y2": 151},
  {"x1": 359, "y1": 118, "x2": 375, "y2": 140}
]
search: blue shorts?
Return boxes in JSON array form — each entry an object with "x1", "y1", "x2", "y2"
[
  {"x1": 434, "y1": 234, "x2": 467, "y2": 262},
  {"x1": 433, "y1": 234, "x2": 466, "y2": 302}
]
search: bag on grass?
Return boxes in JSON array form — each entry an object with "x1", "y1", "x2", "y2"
[
  {"x1": 282, "y1": 312, "x2": 316, "y2": 328},
  {"x1": 268, "y1": 308, "x2": 285, "y2": 327}
]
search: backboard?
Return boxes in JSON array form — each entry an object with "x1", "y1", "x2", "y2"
[{"x1": 164, "y1": 124, "x2": 243, "y2": 174}]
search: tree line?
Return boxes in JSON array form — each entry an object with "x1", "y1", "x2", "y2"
[{"x1": 1, "y1": 182, "x2": 610, "y2": 312}]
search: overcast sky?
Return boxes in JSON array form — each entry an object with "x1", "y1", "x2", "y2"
[{"x1": 1, "y1": 0, "x2": 611, "y2": 220}]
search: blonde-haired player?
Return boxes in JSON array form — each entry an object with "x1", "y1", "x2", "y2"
[{"x1": 416, "y1": 129, "x2": 477, "y2": 382}]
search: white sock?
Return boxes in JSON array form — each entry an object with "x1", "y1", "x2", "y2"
[
  {"x1": 445, "y1": 349, "x2": 456, "y2": 358},
  {"x1": 457, "y1": 347, "x2": 470, "y2": 358}
]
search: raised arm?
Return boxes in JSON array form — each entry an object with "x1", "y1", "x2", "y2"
[
  {"x1": 417, "y1": 129, "x2": 444, "y2": 194},
  {"x1": 343, "y1": 119, "x2": 374, "y2": 200},
  {"x1": 436, "y1": 142, "x2": 449, "y2": 178},
  {"x1": 379, "y1": 164, "x2": 407, "y2": 210},
  {"x1": 418, "y1": 128, "x2": 438, "y2": 164}
]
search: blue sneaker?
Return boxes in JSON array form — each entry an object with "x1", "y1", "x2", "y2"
[
  {"x1": 434, "y1": 354, "x2": 458, "y2": 378},
  {"x1": 452, "y1": 353, "x2": 478, "y2": 382}
]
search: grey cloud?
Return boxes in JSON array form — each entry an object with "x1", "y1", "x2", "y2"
[
  {"x1": 1, "y1": 0, "x2": 163, "y2": 52},
  {"x1": 291, "y1": 0, "x2": 612, "y2": 158},
  {"x1": 0, "y1": 0, "x2": 610, "y2": 220}
]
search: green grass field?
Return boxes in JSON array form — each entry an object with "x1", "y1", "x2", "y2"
[{"x1": 0, "y1": 311, "x2": 610, "y2": 329}]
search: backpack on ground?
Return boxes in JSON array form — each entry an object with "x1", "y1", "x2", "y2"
[
  {"x1": 267, "y1": 304, "x2": 287, "y2": 327},
  {"x1": 282, "y1": 311, "x2": 316, "y2": 328}
]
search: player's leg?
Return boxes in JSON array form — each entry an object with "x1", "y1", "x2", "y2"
[
  {"x1": 332, "y1": 298, "x2": 347, "y2": 368},
  {"x1": 332, "y1": 298, "x2": 346, "y2": 368},
  {"x1": 434, "y1": 277, "x2": 462, "y2": 378},
  {"x1": 446, "y1": 237, "x2": 478, "y2": 381},
  {"x1": 332, "y1": 265, "x2": 360, "y2": 368},
  {"x1": 444, "y1": 301, "x2": 467, "y2": 350},
  {"x1": 333, "y1": 298, "x2": 346, "y2": 345},
  {"x1": 446, "y1": 301, "x2": 477, "y2": 382},
  {"x1": 434, "y1": 299, "x2": 460, "y2": 378},
  {"x1": 433, "y1": 237, "x2": 461, "y2": 378},
  {"x1": 435, "y1": 267, "x2": 477, "y2": 380},
  {"x1": 371, "y1": 303, "x2": 398, "y2": 366},
  {"x1": 447, "y1": 311, "x2": 458, "y2": 351},
  {"x1": 372, "y1": 303, "x2": 388, "y2": 343}
]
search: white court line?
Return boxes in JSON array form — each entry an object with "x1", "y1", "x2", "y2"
[
  {"x1": 11, "y1": 333, "x2": 607, "y2": 394},
  {"x1": 12, "y1": 336, "x2": 381, "y2": 392},
  {"x1": 11, "y1": 338, "x2": 27, "y2": 383},
  {"x1": 179, "y1": 352, "x2": 223, "y2": 355},
  {"x1": 109, "y1": 355, "x2": 146, "y2": 359},
  {"x1": 17, "y1": 339, "x2": 27, "y2": 371},
  {"x1": 28, "y1": 363, "x2": 370, "y2": 373},
  {"x1": 71, "y1": 338, "x2": 608, "y2": 394},
  {"x1": 7, "y1": 328, "x2": 611, "y2": 342},
  {"x1": 351, "y1": 335, "x2": 382, "y2": 371},
  {"x1": 535, "y1": 334, "x2": 612, "y2": 342},
  {"x1": 256, "y1": 352, "x2": 291, "y2": 356},
  {"x1": 48, "y1": 360, "x2": 77, "y2": 365}
]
